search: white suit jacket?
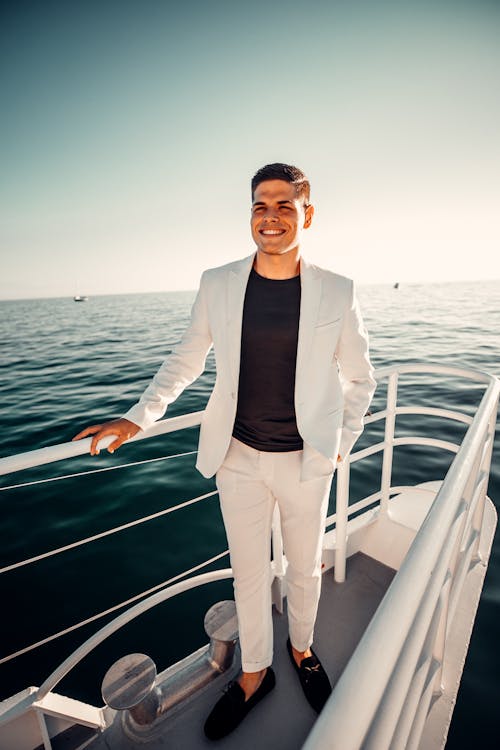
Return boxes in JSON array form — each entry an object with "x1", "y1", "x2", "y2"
[{"x1": 123, "y1": 252, "x2": 376, "y2": 481}]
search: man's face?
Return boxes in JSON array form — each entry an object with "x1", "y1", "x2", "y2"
[{"x1": 251, "y1": 179, "x2": 314, "y2": 256}]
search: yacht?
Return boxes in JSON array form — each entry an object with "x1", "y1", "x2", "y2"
[{"x1": 0, "y1": 362, "x2": 498, "y2": 750}]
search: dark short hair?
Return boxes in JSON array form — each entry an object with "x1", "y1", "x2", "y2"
[{"x1": 251, "y1": 163, "x2": 310, "y2": 205}]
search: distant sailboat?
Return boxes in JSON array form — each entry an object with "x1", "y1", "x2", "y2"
[{"x1": 394, "y1": 282, "x2": 399, "y2": 289}]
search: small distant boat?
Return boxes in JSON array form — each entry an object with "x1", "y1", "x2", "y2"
[
  {"x1": 394, "y1": 282, "x2": 399, "y2": 289},
  {"x1": 73, "y1": 295, "x2": 88, "y2": 302}
]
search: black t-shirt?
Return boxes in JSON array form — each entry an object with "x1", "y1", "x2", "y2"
[{"x1": 232, "y1": 267, "x2": 303, "y2": 451}]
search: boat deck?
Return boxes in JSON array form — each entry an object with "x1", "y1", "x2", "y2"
[{"x1": 85, "y1": 552, "x2": 396, "y2": 750}]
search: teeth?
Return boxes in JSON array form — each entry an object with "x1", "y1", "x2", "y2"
[{"x1": 261, "y1": 229, "x2": 284, "y2": 235}]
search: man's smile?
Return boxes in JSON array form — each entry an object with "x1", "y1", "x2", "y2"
[{"x1": 260, "y1": 228, "x2": 286, "y2": 235}]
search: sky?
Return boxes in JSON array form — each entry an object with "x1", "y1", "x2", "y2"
[{"x1": 1, "y1": 0, "x2": 499, "y2": 299}]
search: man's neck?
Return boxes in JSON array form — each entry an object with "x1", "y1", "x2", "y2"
[{"x1": 253, "y1": 248, "x2": 301, "y2": 279}]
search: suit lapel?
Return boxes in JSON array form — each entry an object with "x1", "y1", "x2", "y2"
[
  {"x1": 227, "y1": 252, "x2": 256, "y2": 392},
  {"x1": 296, "y1": 256, "x2": 322, "y2": 378}
]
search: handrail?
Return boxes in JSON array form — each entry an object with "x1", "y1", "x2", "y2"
[
  {"x1": 0, "y1": 364, "x2": 494, "y2": 481},
  {"x1": 373, "y1": 362, "x2": 493, "y2": 383},
  {"x1": 0, "y1": 410, "x2": 204, "y2": 477},
  {"x1": 0, "y1": 449, "x2": 197, "y2": 492},
  {"x1": 364, "y1": 405, "x2": 473, "y2": 426},
  {"x1": 303, "y1": 374, "x2": 500, "y2": 749}
]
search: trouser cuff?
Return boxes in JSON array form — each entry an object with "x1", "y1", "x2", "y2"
[{"x1": 241, "y1": 657, "x2": 273, "y2": 673}]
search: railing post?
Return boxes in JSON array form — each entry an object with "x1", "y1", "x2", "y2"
[
  {"x1": 334, "y1": 458, "x2": 350, "y2": 583},
  {"x1": 380, "y1": 372, "x2": 398, "y2": 514},
  {"x1": 471, "y1": 403, "x2": 498, "y2": 562},
  {"x1": 35, "y1": 710, "x2": 52, "y2": 750}
]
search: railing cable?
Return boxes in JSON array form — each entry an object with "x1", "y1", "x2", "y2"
[
  {"x1": 0, "y1": 450, "x2": 198, "y2": 492},
  {"x1": 0, "y1": 548, "x2": 229, "y2": 665},
  {"x1": 0, "y1": 489, "x2": 217, "y2": 574}
]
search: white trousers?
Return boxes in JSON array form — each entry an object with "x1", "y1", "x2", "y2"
[{"x1": 215, "y1": 437, "x2": 333, "y2": 673}]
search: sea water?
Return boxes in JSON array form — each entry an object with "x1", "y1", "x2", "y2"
[{"x1": 1, "y1": 279, "x2": 499, "y2": 748}]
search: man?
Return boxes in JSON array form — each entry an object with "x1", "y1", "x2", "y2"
[{"x1": 73, "y1": 163, "x2": 376, "y2": 740}]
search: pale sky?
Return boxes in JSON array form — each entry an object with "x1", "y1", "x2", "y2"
[{"x1": 1, "y1": 0, "x2": 499, "y2": 299}]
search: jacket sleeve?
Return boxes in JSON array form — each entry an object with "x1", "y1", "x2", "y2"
[
  {"x1": 335, "y1": 280, "x2": 376, "y2": 460},
  {"x1": 122, "y1": 271, "x2": 213, "y2": 431}
]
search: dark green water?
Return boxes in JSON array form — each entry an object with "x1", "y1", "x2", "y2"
[{"x1": 1, "y1": 280, "x2": 499, "y2": 748}]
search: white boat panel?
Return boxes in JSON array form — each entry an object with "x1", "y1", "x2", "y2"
[
  {"x1": 0, "y1": 690, "x2": 40, "y2": 750},
  {"x1": 357, "y1": 480, "x2": 442, "y2": 568},
  {"x1": 359, "y1": 512, "x2": 417, "y2": 570},
  {"x1": 388, "y1": 481, "x2": 441, "y2": 531}
]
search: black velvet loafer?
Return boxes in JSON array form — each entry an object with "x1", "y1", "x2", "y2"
[
  {"x1": 203, "y1": 667, "x2": 276, "y2": 740},
  {"x1": 286, "y1": 637, "x2": 332, "y2": 713}
]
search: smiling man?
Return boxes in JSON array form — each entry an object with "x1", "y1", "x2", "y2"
[{"x1": 73, "y1": 163, "x2": 376, "y2": 740}]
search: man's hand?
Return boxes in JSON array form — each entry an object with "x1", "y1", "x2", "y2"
[{"x1": 72, "y1": 418, "x2": 141, "y2": 455}]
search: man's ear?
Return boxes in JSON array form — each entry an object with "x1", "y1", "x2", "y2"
[{"x1": 304, "y1": 203, "x2": 314, "y2": 228}]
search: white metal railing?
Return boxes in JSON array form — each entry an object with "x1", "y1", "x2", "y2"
[
  {"x1": 304, "y1": 364, "x2": 499, "y2": 750},
  {"x1": 330, "y1": 363, "x2": 489, "y2": 583},
  {"x1": 0, "y1": 362, "x2": 498, "y2": 750},
  {"x1": 0, "y1": 410, "x2": 204, "y2": 477},
  {"x1": 0, "y1": 412, "x2": 219, "y2": 666}
]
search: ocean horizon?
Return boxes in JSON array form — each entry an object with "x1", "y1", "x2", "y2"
[{"x1": 2, "y1": 275, "x2": 500, "y2": 304}]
